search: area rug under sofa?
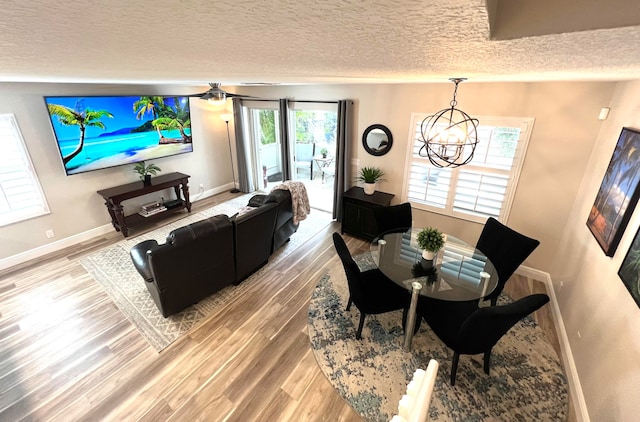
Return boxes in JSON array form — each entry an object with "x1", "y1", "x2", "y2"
[{"x1": 81, "y1": 193, "x2": 333, "y2": 351}]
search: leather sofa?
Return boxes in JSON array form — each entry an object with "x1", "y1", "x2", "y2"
[
  {"x1": 130, "y1": 215, "x2": 236, "y2": 318},
  {"x1": 248, "y1": 189, "x2": 299, "y2": 252},
  {"x1": 130, "y1": 190, "x2": 297, "y2": 317}
]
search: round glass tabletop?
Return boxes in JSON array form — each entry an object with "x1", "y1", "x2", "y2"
[{"x1": 370, "y1": 228, "x2": 499, "y2": 302}]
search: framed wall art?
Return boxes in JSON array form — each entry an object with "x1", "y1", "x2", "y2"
[
  {"x1": 618, "y1": 226, "x2": 640, "y2": 308},
  {"x1": 586, "y1": 127, "x2": 640, "y2": 256}
]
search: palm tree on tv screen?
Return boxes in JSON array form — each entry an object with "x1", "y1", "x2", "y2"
[
  {"x1": 152, "y1": 116, "x2": 192, "y2": 143},
  {"x1": 133, "y1": 96, "x2": 165, "y2": 139},
  {"x1": 47, "y1": 102, "x2": 113, "y2": 164}
]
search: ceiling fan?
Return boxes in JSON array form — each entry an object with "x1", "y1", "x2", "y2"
[{"x1": 192, "y1": 83, "x2": 255, "y2": 104}]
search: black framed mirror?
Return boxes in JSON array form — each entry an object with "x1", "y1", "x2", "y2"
[{"x1": 362, "y1": 124, "x2": 393, "y2": 156}]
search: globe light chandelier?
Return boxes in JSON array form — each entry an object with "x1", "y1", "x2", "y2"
[{"x1": 419, "y1": 78, "x2": 479, "y2": 168}]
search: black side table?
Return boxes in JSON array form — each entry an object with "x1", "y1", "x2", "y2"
[{"x1": 341, "y1": 186, "x2": 394, "y2": 240}]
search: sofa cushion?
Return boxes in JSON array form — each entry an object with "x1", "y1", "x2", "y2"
[
  {"x1": 247, "y1": 194, "x2": 267, "y2": 207},
  {"x1": 232, "y1": 202, "x2": 278, "y2": 283}
]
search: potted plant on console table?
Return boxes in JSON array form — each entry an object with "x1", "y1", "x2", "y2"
[
  {"x1": 417, "y1": 226, "x2": 445, "y2": 261},
  {"x1": 356, "y1": 166, "x2": 386, "y2": 195},
  {"x1": 133, "y1": 161, "x2": 162, "y2": 186}
]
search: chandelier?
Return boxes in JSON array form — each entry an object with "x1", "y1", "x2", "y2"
[{"x1": 419, "y1": 78, "x2": 479, "y2": 168}]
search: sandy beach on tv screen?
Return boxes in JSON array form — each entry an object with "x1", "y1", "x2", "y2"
[{"x1": 67, "y1": 144, "x2": 192, "y2": 175}]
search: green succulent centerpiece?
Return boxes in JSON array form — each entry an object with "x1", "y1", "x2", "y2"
[
  {"x1": 133, "y1": 161, "x2": 161, "y2": 185},
  {"x1": 356, "y1": 166, "x2": 386, "y2": 195},
  {"x1": 320, "y1": 147, "x2": 328, "y2": 158},
  {"x1": 416, "y1": 226, "x2": 445, "y2": 260}
]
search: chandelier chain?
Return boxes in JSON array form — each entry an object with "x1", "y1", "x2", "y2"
[{"x1": 450, "y1": 81, "x2": 460, "y2": 108}]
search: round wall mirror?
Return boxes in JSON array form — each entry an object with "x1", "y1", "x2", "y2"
[{"x1": 362, "y1": 124, "x2": 393, "y2": 156}]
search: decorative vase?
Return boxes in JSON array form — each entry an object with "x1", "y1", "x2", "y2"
[
  {"x1": 363, "y1": 182, "x2": 376, "y2": 195},
  {"x1": 422, "y1": 250, "x2": 435, "y2": 260},
  {"x1": 420, "y1": 257, "x2": 433, "y2": 270},
  {"x1": 143, "y1": 174, "x2": 152, "y2": 186}
]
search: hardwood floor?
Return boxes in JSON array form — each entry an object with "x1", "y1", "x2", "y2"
[{"x1": 0, "y1": 192, "x2": 572, "y2": 421}]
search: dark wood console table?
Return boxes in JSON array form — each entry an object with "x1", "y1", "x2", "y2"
[
  {"x1": 97, "y1": 172, "x2": 191, "y2": 237},
  {"x1": 341, "y1": 186, "x2": 394, "y2": 240}
]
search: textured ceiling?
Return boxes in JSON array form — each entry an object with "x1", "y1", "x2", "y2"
[{"x1": 1, "y1": 0, "x2": 639, "y2": 86}]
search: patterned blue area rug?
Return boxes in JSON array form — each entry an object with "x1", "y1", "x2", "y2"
[{"x1": 308, "y1": 253, "x2": 568, "y2": 421}]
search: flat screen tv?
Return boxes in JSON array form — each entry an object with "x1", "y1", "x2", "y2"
[{"x1": 44, "y1": 95, "x2": 193, "y2": 175}]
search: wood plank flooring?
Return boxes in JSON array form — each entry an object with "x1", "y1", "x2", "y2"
[{"x1": 0, "y1": 192, "x2": 572, "y2": 421}]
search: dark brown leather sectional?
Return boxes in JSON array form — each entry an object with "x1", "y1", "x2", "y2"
[{"x1": 130, "y1": 189, "x2": 299, "y2": 317}]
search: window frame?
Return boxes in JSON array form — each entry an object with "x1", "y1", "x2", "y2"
[
  {"x1": 0, "y1": 114, "x2": 50, "y2": 227},
  {"x1": 402, "y1": 114, "x2": 534, "y2": 223}
]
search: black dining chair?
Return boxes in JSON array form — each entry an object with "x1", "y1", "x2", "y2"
[
  {"x1": 422, "y1": 293, "x2": 550, "y2": 386},
  {"x1": 476, "y1": 217, "x2": 540, "y2": 306},
  {"x1": 372, "y1": 202, "x2": 412, "y2": 235},
  {"x1": 332, "y1": 232, "x2": 410, "y2": 340}
]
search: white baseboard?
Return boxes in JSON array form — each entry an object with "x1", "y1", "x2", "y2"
[
  {"x1": 0, "y1": 187, "x2": 231, "y2": 272},
  {"x1": 516, "y1": 266, "x2": 590, "y2": 422},
  {"x1": 0, "y1": 224, "x2": 114, "y2": 271}
]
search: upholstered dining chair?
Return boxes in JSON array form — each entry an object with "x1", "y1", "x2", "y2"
[
  {"x1": 332, "y1": 232, "x2": 410, "y2": 340},
  {"x1": 372, "y1": 202, "x2": 412, "y2": 236},
  {"x1": 476, "y1": 217, "x2": 540, "y2": 306},
  {"x1": 421, "y1": 293, "x2": 549, "y2": 386}
]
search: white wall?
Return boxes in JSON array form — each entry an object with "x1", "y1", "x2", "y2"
[{"x1": 553, "y1": 80, "x2": 640, "y2": 421}]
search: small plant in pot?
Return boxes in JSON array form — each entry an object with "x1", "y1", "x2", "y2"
[
  {"x1": 356, "y1": 166, "x2": 385, "y2": 195},
  {"x1": 416, "y1": 226, "x2": 445, "y2": 260},
  {"x1": 320, "y1": 147, "x2": 328, "y2": 159},
  {"x1": 133, "y1": 161, "x2": 161, "y2": 185}
]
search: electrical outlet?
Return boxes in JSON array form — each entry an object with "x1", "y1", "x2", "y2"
[
  {"x1": 577, "y1": 331, "x2": 582, "y2": 339},
  {"x1": 199, "y1": 183, "x2": 204, "y2": 190},
  {"x1": 45, "y1": 229, "x2": 55, "y2": 239}
]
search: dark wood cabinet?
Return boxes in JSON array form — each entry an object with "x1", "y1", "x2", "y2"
[
  {"x1": 97, "y1": 172, "x2": 191, "y2": 237},
  {"x1": 341, "y1": 186, "x2": 394, "y2": 240}
]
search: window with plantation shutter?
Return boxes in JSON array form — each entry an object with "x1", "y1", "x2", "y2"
[
  {"x1": 0, "y1": 114, "x2": 50, "y2": 226},
  {"x1": 403, "y1": 114, "x2": 533, "y2": 223}
]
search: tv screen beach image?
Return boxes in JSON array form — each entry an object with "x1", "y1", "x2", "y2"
[{"x1": 44, "y1": 95, "x2": 193, "y2": 175}]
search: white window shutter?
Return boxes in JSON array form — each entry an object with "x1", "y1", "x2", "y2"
[
  {"x1": 0, "y1": 114, "x2": 50, "y2": 226},
  {"x1": 404, "y1": 114, "x2": 533, "y2": 223}
]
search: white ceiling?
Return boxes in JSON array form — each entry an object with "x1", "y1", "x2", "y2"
[{"x1": 1, "y1": 0, "x2": 640, "y2": 86}]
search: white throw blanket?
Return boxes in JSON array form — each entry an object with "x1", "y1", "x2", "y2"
[{"x1": 272, "y1": 181, "x2": 311, "y2": 225}]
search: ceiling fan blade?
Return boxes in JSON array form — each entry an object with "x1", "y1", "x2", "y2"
[
  {"x1": 226, "y1": 93, "x2": 256, "y2": 99},
  {"x1": 187, "y1": 83, "x2": 258, "y2": 101}
]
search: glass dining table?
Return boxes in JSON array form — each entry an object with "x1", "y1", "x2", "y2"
[{"x1": 370, "y1": 228, "x2": 499, "y2": 351}]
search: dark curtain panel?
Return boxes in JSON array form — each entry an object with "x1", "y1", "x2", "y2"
[
  {"x1": 333, "y1": 100, "x2": 353, "y2": 221},
  {"x1": 278, "y1": 99, "x2": 292, "y2": 181},
  {"x1": 232, "y1": 98, "x2": 254, "y2": 192}
]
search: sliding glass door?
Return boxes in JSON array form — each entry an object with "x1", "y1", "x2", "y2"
[
  {"x1": 242, "y1": 100, "x2": 337, "y2": 213},
  {"x1": 243, "y1": 102, "x2": 283, "y2": 190},
  {"x1": 289, "y1": 104, "x2": 337, "y2": 213}
]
